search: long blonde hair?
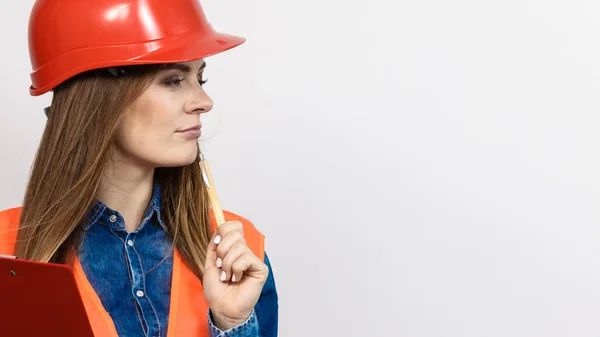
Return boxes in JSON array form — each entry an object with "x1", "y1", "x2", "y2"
[{"x1": 14, "y1": 66, "x2": 213, "y2": 279}]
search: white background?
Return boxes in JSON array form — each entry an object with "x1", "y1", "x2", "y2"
[{"x1": 2, "y1": 0, "x2": 600, "y2": 336}]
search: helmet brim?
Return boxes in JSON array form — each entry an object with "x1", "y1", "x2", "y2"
[
  {"x1": 29, "y1": 30, "x2": 246, "y2": 96},
  {"x1": 136, "y1": 31, "x2": 246, "y2": 63}
]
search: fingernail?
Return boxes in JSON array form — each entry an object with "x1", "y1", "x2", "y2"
[
  {"x1": 220, "y1": 271, "x2": 226, "y2": 281},
  {"x1": 216, "y1": 258, "x2": 222, "y2": 268},
  {"x1": 232, "y1": 274, "x2": 236, "y2": 282},
  {"x1": 214, "y1": 235, "x2": 221, "y2": 244}
]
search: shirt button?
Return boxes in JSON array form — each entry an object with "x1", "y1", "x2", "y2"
[
  {"x1": 109, "y1": 215, "x2": 117, "y2": 223},
  {"x1": 136, "y1": 290, "x2": 144, "y2": 297},
  {"x1": 127, "y1": 240, "x2": 134, "y2": 247}
]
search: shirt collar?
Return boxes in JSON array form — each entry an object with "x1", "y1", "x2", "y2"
[{"x1": 82, "y1": 182, "x2": 165, "y2": 231}]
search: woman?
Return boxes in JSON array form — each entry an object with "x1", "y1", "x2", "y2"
[{"x1": 0, "y1": 0, "x2": 278, "y2": 336}]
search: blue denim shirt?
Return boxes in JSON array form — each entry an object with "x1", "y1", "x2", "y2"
[{"x1": 77, "y1": 183, "x2": 278, "y2": 337}]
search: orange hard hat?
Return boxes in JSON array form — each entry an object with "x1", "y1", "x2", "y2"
[{"x1": 27, "y1": 0, "x2": 245, "y2": 96}]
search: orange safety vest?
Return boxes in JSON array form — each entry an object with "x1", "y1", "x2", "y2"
[{"x1": 0, "y1": 206, "x2": 265, "y2": 337}]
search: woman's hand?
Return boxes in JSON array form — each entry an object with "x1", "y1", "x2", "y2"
[{"x1": 203, "y1": 220, "x2": 269, "y2": 331}]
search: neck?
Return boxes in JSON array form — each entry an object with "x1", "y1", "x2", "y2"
[{"x1": 97, "y1": 152, "x2": 155, "y2": 233}]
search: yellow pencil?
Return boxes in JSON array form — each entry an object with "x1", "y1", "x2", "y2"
[{"x1": 199, "y1": 153, "x2": 226, "y2": 227}]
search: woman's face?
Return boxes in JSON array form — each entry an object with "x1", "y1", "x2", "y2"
[{"x1": 115, "y1": 59, "x2": 212, "y2": 168}]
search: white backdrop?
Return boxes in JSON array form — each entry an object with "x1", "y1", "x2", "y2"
[{"x1": 2, "y1": 0, "x2": 600, "y2": 336}]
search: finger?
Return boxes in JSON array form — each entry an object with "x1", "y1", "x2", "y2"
[
  {"x1": 206, "y1": 220, "x2": 244, "y2": 273},
  {"x1": 215, "y1": 229, "x2": 245, "y2": 264},
  {"x1": 215, "y1": 220, "x2": 244, "y2": 240},
  {"x1": 220, "y1": 241, "x2": 247, "y2": 282},
  {"x1": 230, "y1": 254, "x2": 252, "y2": 283},
  {"x1": 231, "y1": 253, "x2": 267, "y2": 283},
  {"x1": 204, "y1": 230, "x2": 221, "y2": 270}
]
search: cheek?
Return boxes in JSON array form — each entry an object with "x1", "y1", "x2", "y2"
[
  {"x1": 118, "y1": 108, "x2": 169, "y2": 148},
  {"x1": 115, "y1": 99, "x2": 198, "y2": 166}
]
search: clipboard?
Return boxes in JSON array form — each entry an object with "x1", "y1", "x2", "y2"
[{"x1": 0, "y1": 255, "x2": 95, "y2": 337}]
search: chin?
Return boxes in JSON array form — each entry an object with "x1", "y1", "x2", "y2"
[
  {"x1": 153, "y1": 149, "x2": 198, "y2": 168},
  {"x1": 167, "y1": 155, "x2": 198, "y2": 167}
]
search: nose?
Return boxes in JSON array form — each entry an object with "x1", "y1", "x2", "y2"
[{"x1": 184, "y1": 87, "x2": 213, "y2": 115}]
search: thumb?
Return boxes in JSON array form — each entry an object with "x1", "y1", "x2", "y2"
[{"x1": 204, "y1": 232, "x2": 220, "y2": 270}]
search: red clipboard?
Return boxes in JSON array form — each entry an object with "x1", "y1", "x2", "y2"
[{"x1": 0, "y1": 255, "x2": 95, "y2": 337}]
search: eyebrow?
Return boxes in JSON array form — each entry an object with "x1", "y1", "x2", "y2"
[{"x1": 162, "y1": 62, "x2": 206, "y2": 73}]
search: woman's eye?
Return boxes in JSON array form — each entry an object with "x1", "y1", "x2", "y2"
[
  {"x1": 162, "y1": 77, "x2": 207, "y2": 88},
  {"x1": 163, "y1": 78, "x2": 184, "y2": 87}
]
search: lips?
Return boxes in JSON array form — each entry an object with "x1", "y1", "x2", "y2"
[
  {"x1": 177, "y1": 124, "x2": 202, "y2": 138},
  {"x1": 178, "y1": 125, "x2": 201, "y2": 132}
]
